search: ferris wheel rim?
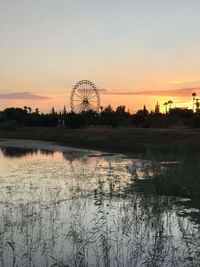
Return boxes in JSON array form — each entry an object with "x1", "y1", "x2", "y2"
[{"x1": 70, "y1": 80, "x2": 100, "y2": 113}]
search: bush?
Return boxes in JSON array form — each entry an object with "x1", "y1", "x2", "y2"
[
  {"x1": 193, "y1": 115, "x2": 200, "y2": 127},
  {"x1": 64, "y1": 113, "x2": 84, "y2": 128},
  {"x1": 0, "y1": 120, "x2": 18, "y2": 130}
]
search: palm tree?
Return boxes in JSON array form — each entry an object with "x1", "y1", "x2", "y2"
[
  {"x1": 163, "y1": 102, "x2": 168, "y2": 113},
  {"x1": 195, "y1": 98, "x2": 200, "y2": 112},
  {"x1": 192, "y1": 92, "x2": 196, "y2": 111},
  {"x1": 168, "y1": 100, "x2": 173, "y2": 110}
]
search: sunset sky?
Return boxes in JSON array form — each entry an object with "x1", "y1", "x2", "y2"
[{"x1": 1, "y1": 0, "x2": 200, "y2": 113}]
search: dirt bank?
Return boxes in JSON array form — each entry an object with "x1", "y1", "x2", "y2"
[{"x1": 0, "y1": 127, "x2": 200, "y2": 154}]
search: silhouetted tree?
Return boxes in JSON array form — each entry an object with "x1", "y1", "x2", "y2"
[
  {"x1": 169, "y1": 107, "x2": 193, "y2": 118},
  {"x1": 4, "y1": 108, "x2": 27, "y2": 123},
  {"x1": 1, "y1": 104, "x2": 200, "y2": 129},
  {"x1": 154, "y1": 101, "x2": 160, "y2": 114},
  {"x1": 81, "y1": 110, "x2": 99, "y2": 126},
  {"x1": 143, "y1": 105, "x2": 149, "y2": 116},
  {"x1": 163, "y1": 102, "x2": 168, "y2": 113},
  {"x1": 51, "y1": 107, "x2": 55, "y2": 115},
  {"x1": 132, "y1": 106, "x2": 149, "y2": 127},
  {"x1": 168, "y1": 100, "x2": 173, "y2": 110},
  {"x1": 195, "y1": 98, "x2": 200, "y2": 112},
  {"x1": 192, "y1": 92, "x2": 196, "y2": 111},
  {"x1": 62, "y1": 105, "x2": 67, "y2": 115},
  {"x1": 64, "y1": 113, "x2": 83, "y2": 128},
  {"x1": 100, "y1": 105, "x2": 118, "y2": 127},
  {"x1": 23, "y1": 106, "x2": 28, "y2": 112},
  {"x1": 115, "y1": 105, "x2": 131, "y2": 126},
  {"x1": 116, "y1": 105, "x2": 126, "y2": 114}
]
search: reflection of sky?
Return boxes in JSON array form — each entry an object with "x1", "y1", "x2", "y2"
[
  {"x1": 0, "y1": 145, "x2": 199, "y2": 266},
  {"x1": 0, "y1": 1, "x2": 200, "y2": 111}
]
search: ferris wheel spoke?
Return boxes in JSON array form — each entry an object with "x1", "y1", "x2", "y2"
[
  {"x1": 80, "y1": 84, "x2": 84, "y2": 95},
  {"x1": 87, "y1": 104, "x2": 93, "y2": 111},
  {"x1": 84, "y1": 87, "x2": 90, "y2": 97},
  {"x1": 88, "y1": 100, "x2": 97, "y2": 103},
  {"x1": 74, "y1": 100, "x2": 82, "y2": 105},
  {"x1": 77, "y1": 89, "x2": 85, "y2": 98},
  {"x1": 74, "y1": 95, "x2": 83, "y2": 101},
  {"x1": 83, "y1": 89, "x2": 87, "y2": 97},
  {"x1": 78, "y1": 104, "x2": 83, "y2": 113},
  {"x1": 84, "y1": 86, "x2": 88, "y2": 97},
  {"x1": 74, "y1": 90, "x2": 83, "y2": 96},
  {"x1": 76, "y1": 106, "x2": 83, "y2": 113},
  {"x1": 88, "y1": 94, "x2": 97, "y2": 100},
  {"x1": 86, "y1": 104, "x2": 91, "y2": 111},
  {"x1": 73, "y1": 95, "x2": 83, "y2": 101},
  {"x1": 83, "y1": 103, "x2": 88, "y2": 110},
  {"x1": 77, "y1": 105, "x2": 83, "y2": 113},
  {"x1": 81, "y1": 103, "x2": 86, "y2": 112},
  {"x1": 74, "y1": 103, "x2": 83, "y2": 110},
  {"x1": 74, "y1": 90, "x2": 84, "y2": 98},
  {"x1": 77, "y1": 88, "x2": 85, "y2": 97},
  {"x1": 88, "y1": 103, "x2": 96, "y2": 110},
  {"x1": 84, "y1": 89, "x2": 90, "y2": 97},
  {"x1": 85, "y1": 88, "x2": 93, "y2": 98},
  {"x1": 74, "y1": 103, "x2": 83, "y2": 112},
  {"x1": 87, "y1": 89, "x2": 95, "y2": 98},
  {"x1": 74, "y1": 102, "x2": 83, "y2": 108},
  {"x1": 81, "y1": 84, "x2": 87, "y2": 97}
]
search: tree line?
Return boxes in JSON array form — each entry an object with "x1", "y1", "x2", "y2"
[{"x1": 0, "y1": 104, "x2": 200, "y2": 129}]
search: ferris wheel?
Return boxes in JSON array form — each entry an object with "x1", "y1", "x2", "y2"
[{"x1": 70, "y1": 80, "x2": 100, "y2": 113}]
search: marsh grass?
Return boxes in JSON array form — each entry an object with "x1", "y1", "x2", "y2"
[{"x1": 128, "y1": 154, "x2": 200, "y2": 207}]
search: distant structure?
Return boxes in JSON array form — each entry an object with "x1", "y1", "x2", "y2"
[{"x1": 70, "y1": 80, "x2": 100, "y2": 113}]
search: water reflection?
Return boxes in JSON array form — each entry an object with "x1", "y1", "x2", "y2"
[
  {"x1": 1, "y1": 146, "x2": 54, "y2": 158},
  {"x1": 0, "y1": 146, "x2": 199, "y2": 266}
]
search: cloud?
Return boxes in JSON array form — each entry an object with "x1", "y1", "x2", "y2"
[
  {"x1": 0, "y1": 92, "x2": 50, "y2": 100},
  {"x1": 168, "y1": 80, "x2": 183, "y2": 85},
  {"x1": 98, "y1": 88, "x2": 107, "y2": 93},
  {"x1": 102, "y1": 87, "x2": 200, "y2": 97}
]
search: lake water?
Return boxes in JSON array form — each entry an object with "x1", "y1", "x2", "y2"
[{"x1": 0, "y1": 140, "x2": 199, "y2": 267}]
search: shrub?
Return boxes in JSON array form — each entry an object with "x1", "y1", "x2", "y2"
[{"x1": 0, "y1": 120, "x2": 18, "y2": 130}]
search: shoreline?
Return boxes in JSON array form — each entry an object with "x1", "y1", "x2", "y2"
[{"x1": 0, "y1": 127, "x2": 200, "y2": 155}]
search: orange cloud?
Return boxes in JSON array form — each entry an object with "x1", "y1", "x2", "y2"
[{"x1": 102, "y1": 87, "x2": 200, "y2": 97}]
